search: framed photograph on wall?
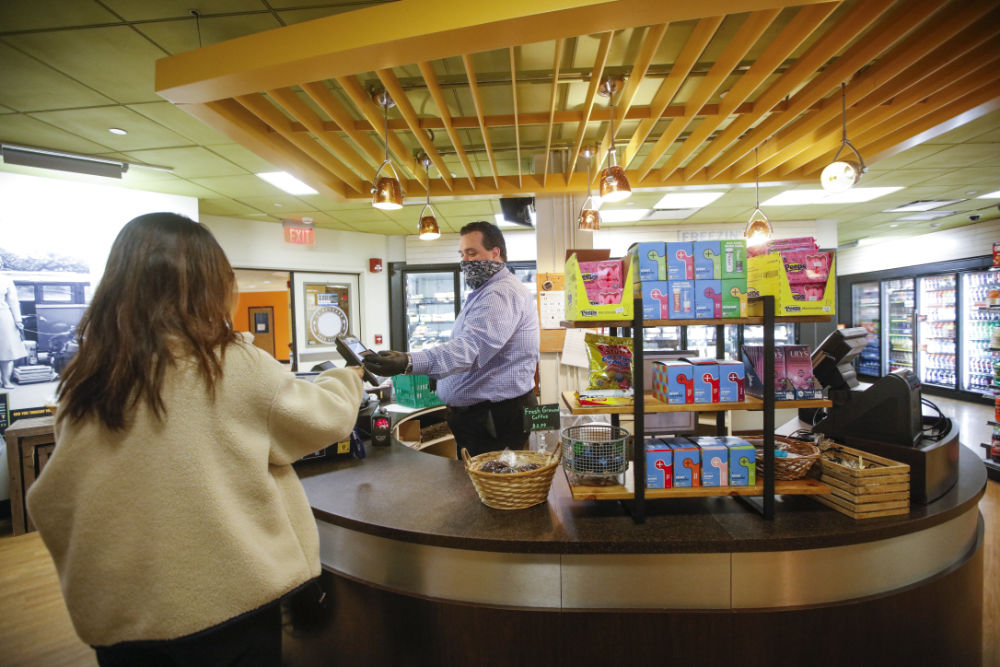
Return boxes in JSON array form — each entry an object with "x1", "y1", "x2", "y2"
[{"x1": 291, "y1": 272, "x2": 360, "y2": 371}]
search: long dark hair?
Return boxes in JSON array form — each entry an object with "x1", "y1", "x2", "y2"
[{"x1": 58, "y1": 213, "x2": 239, "y2": 430}]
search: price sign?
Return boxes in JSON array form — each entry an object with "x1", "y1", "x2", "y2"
[{"x1": 523, "y1": 403, "x2": 560, "y2": 432}]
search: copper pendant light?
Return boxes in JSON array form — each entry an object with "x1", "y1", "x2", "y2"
[
  {"x1": 744, "y1": 146, "x2": 772, "y2": 248},
  {"x1": 577, "y1": 145, "x2": 601, "y2": 231},
  {"x1": 416, "y1": 154, "x2": 440, "y2": 240},
  {"x1": 597, "y1": 77, "x2": 631, "y2": 203},
  {"x1": 821, "y1": 82, "x2": 866, "y2": 193},
  {"x1": 371, "y1": 89, "x2": 403, "y2": 210}
]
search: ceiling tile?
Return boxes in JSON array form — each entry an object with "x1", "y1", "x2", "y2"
[
  {"x1": 908, "y1": 143, "x2": 1000, "y2": 169},
  {"x1": 0, "y1": 41, "x2": 115, "y2": 111},
  {"x1": 28, "y1": 106, "x2": 195, "y2": 152},
  {"x1": 0, "y1": 0, "x2": 119, "y2": 31},
  {"x1": 207, "y1": 144, "x2": 279, "y2": 173},
  {"x1": 236, "y1": 194, "x2": 319, "y2": 211},
  {"x1": 199, "y1": 197, "x2": 269, "y2": 217},
  {"x1": 99, "y1": 0, "x2": 267, "y2": 22},
  {"x1": 189, "y1": 174, "x2": 288, "y2": 198},
  {"x1": 0, "y1": 112, "x2": 114, "y2": 154},
  {"x1": 123, "y1": 146, "x2": 248, "y2": 178},
  {"x1": 135, "y1": 15, "x2": 283, "y2": 55},
  {"x1": 126, "y1": 102, "x2": 235, "y2": 146},
  {"x1": 5, "y1": 26, "x2": 168, "y2": 103},
  {"x1": 130, "y1": 177, "x2": 225, "y2": 198},
  {"x1": 348, "y1": 219, "x2": 411, "y2": 235}
]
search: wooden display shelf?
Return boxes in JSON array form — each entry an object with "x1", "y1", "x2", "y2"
[
  {"x1": 560, "y1": 315, "x2": 832, "y2": 328},
  {"x1": 561, "y1": 390, "x2": 831, "y2": 415},
  {"x1": 565, "y1": 468, "x2": 830, "y2": 501}
]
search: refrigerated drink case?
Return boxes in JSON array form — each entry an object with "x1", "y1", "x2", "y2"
[
  {"x1": 884, "y1": 279, "x2": 915, "y2": 374},
  {"x1": 917, "y1": 275, "x2": 956, "y2": 388},
  {"x1": 405, "y1": 272, "x2": 456, "y2": 352},
  {"x1": 851, "y1": 282, "x2": 880, "y2": 376},
  {"x1": 961, "y1": 271, "x2": 1000, "y2": 394}
]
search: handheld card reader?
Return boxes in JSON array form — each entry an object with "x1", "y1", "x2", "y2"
[{"x1": 335, "y1": 334, "x2": 385, "y2": 387}]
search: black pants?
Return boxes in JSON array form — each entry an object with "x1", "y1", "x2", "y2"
[
  {"x1": 446, "y1": 390, "x2": 538, "y2": 458},
  {"x1": 94, "y1": 602, "x2": 281, "y2": 667}
]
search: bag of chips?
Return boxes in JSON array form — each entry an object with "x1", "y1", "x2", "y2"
[{"x1": 584, "y1": 332, "x2": 633, "y2": 392}]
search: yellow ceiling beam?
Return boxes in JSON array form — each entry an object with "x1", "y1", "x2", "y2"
[
  {"x1": 635, "y1": 8, "x2": 780, "y2": 182},
  {"x1": 462, "y1": 54, "x2": 500, "y2": 189},
  {"x1": 156, "y1": 0, "x2": 831, "y2": 104},
  {"x1": 375, "y1": 68, "x2": 454, "y2": 191},
  {"x1": 621, "y1": 16, "x2": 722, "y2": 170},
  {"x1": 300, "y1": 81, "x2": 387, "y2": 167},
  {"x1": 746, "y1": 0, "x2": 999, "y2": 180},
  {"x1": 683, "y1": 0, "x2": 894, "y2": 179},
  {"x1": 591, "y1": 22, "x2": 668, "y2": 185},
  {"x1": 417, "y1": 61, "x2": 477, "y2": 189},
  {"x1": 655, "y1": 2, "x2": 835, "y2": 182},
  {"x1": 186, "y1": 99, "x2": 349, "y2": 201},
  {"x1": 710, "y1": 0, "x2": 944, "y2": 180},
  {"x1": 564, "y1": 31, "x2": 613, "y2": 183},
  {"x1": 541, "y1": 38, "x2": 565, "y2": 187},
  {"x1": 510, "y1": 47, "x2": 522, "y2": 189}
]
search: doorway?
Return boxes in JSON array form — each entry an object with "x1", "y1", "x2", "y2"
[{"x1": 248, "y1": 306, "x2": 275, "y2": 356}]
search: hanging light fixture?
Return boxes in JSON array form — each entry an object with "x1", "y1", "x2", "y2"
[
  {"x1": 821, "y1": 82, "x2": 866, "y2": 193},
  {"x1": 416, "y1": 154, "x2": 440, "y2": 240},
  {"x1": 597, "y1": 77, "x2": 631, "y2": 203},
  {"x1": 577, "y1": 145, "x2": 601, "y2": 231},
  {"x1": 744, "y1": 147, "x2": 772, "y2": 248},
  {"x1": 371, "y1": 89, "x2": 403, "y2": 210}
]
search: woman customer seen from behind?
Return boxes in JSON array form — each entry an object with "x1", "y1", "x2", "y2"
[{"x1": 26, "y1": 212, "x2": 363, "y2": 666}]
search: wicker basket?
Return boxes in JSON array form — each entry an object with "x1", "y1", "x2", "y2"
[
  {"x1": 744, "y1": 435, "x2": 821, "y2": 481},
  {"x1": 462, "y1": 448, "x2": 562, "y2": 510}
]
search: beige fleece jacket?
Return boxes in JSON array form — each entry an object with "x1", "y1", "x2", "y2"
[{"x1": 26, "y1": 339, "x2": 363, "y2": 646}]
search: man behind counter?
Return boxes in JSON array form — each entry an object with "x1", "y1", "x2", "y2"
[{"x1": 365, "y1": 221, "x2": 540, "y2": 457}]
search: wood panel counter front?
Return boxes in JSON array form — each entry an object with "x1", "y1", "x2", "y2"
[{"x1": 289, "y1": 443, "x2": 988, "y2": 666}]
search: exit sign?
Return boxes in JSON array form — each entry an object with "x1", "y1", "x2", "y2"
[{"x1": 283, "y1": 226, "x2": 314, "y2": 245}]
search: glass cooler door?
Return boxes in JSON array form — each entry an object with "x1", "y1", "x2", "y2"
[
  {"x1": 917, "y1": 275, "x2": 956, "y2": 389},
  {"x1": 405, "y1": 271, "x2": 457, "y2": 352},
  {"x1": 961, "y1": 270, "x2": 1000, "y2": 394},
  {"x1": 851, "y1": 281, "x2": 881, "y2": 377},
  {"x1": 884, "y1": 279, "x2": 915, "y2": 374}
]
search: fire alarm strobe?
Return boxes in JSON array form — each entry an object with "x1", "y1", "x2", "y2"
[{"x1": 369, "y1": 258, "x2": 384, "y2": 273}]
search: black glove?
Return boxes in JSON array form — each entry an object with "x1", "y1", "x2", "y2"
[{"x1": 363, "y1": 350, "x2": 410, "y2": 377}]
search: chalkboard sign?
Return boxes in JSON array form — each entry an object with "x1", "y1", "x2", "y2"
[{"x1": 523, "y1": 403, "x2": 560, "y2": 432}]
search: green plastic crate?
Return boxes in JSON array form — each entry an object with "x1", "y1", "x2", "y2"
[{"x1": 392, "y1": 374, "x2": 444, "y2": 408}]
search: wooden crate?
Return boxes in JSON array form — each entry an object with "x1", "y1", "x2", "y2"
[
  {"x1": 4, "y1": 416, "x2": 57, "y2": 535},
  {"x1": 813, "y1": 443, "x2": 911, "y2": 519}
]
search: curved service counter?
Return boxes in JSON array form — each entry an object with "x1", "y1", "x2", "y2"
[{"x1": 288, "y1": 442, "x2": 987, "y2": 666}]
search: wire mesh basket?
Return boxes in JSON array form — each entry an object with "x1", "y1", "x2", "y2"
[{"x1": 561, "y1": 423, "x2": 631, "y2": 484}]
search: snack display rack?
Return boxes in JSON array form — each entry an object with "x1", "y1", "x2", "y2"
[{"x1": 561, "y1": 294, "x2": 832, "y2": 523}]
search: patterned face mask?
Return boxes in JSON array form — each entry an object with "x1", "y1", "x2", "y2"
[{"x1": 461, "y1": 259, "x2": 505, "y2": 289}]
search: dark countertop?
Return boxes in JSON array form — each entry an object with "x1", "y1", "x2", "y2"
[{"x1": 297, "y1": 442, "x2": 987, "y2": 555}]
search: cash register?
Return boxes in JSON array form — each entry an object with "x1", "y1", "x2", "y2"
[{"x1": 804, "y1": 327, "x2": 959, "y2": 503}]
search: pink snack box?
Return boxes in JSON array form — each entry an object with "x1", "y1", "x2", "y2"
[
  {"x1": 783, "y1": 345, "x2": 815, "y2": 391},
  {"x1": 781, "y1": 249, "x2": 830, "y2": 284},
  {"x1": 578, "y1": 259, "x2": 624, "y2": 305}
]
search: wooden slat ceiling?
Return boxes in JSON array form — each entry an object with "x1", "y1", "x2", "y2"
[{"x1": 155, "y1": 0, "x2": 1000, "y2": 204}]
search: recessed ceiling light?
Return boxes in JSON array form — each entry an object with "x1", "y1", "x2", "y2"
[
  {"x1": 257, "y1": 171, "x2": 318, "y2": 195},
  {"x1": 885, "y1": 199, "x2": 965, "y2": 212},
  {"x1": 762, "y1": 187, "x2": 903, "y2": 206},
  {"x1": 896, "y1": 211, "x2": 956, "y2": 221},
  {"x1": 977, "y1": 189, "x2": 1000, "y2": 199},
  {"x1": 653, "y1": 192, "x2": 725, "y2": 209},
  {"x1": 108, "y1": 127, "x2": 127, "y2": 135},
  {"x1": 889, "y1": 223, "x2": 899, "y2": 228},
  {"x1": 273, "y1": 202, "x2": 283, "y2": 207},
  {"x1": 263, "y1": 280, "x2": 271, "y2": 284}
]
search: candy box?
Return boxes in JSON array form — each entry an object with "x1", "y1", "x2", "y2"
[
  {"x1": 695, "y1": 280, "x2": 722, "y2": 318},
  {"x1": 726, "y1": 439, "x2": 756, "y2": 486},
  {"x1": 564, "y1": 250, "x2": 635, "y2": 321},
  {"x1": 688, "y1": 358, "x2": 719, "y2": 403},
  {"x1": 721, "y1": 240, "x2": 747, "y2": 279},
  {"x1": 745, "y1": 252, "x2": 836, "y2": 317},
  {"x1": 651, "y1": 361, "x2": 693, "y2": 404},
  {"x1": 782, "y1": 345, "x2": 824, "y2": 399},
  {"x1": 721, "y1": 279, "x2": 746, "y2": 318},
  {"x1": 667, "y1": 280, "x2": 695, "y2": 319},
  {"x1": 644, "y1": 439, "x2": 673, "y2": 489},
  {"x1": 665, "y1": 438, "x2": 700, "y2": 487},
  {"x1": 628, "y1": 242, "x2": 667, "y2": 282},
  {"x1": 578, "y1": 259, "x2": 624, "y2": 305},
  {"x1": 641, "y1": 281, "x2": 672, "y2": 321},
  {"x1": 780, "y1": 249, "x2": 830, "y2": 285},
  {"x1": 667, "y1": 242, "x2": 694, "y2": 280},
  {"x1": 695, "y1": 440, "x2": 729, "y2": 487},
  {"x1": 717, "y1": 359, "x2": 745, "y2": 403},
  {"x1": 694, "y1": 240, "x2": 721, "y2": 280}
]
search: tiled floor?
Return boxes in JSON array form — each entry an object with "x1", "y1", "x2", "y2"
[{"x1": 925, "y1": 393, "x2": 994, "y2": 461}]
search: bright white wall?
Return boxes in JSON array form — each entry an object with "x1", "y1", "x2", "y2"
[
  {"x1": 0, "y1": 172, "x2": 198, "y2": 288},
  {"x1": 201, "y1": 215, "x2": 392, "y2": 355},
  {"x1": 837, "y1": 220, "x2": 999, "y2": 275}
]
